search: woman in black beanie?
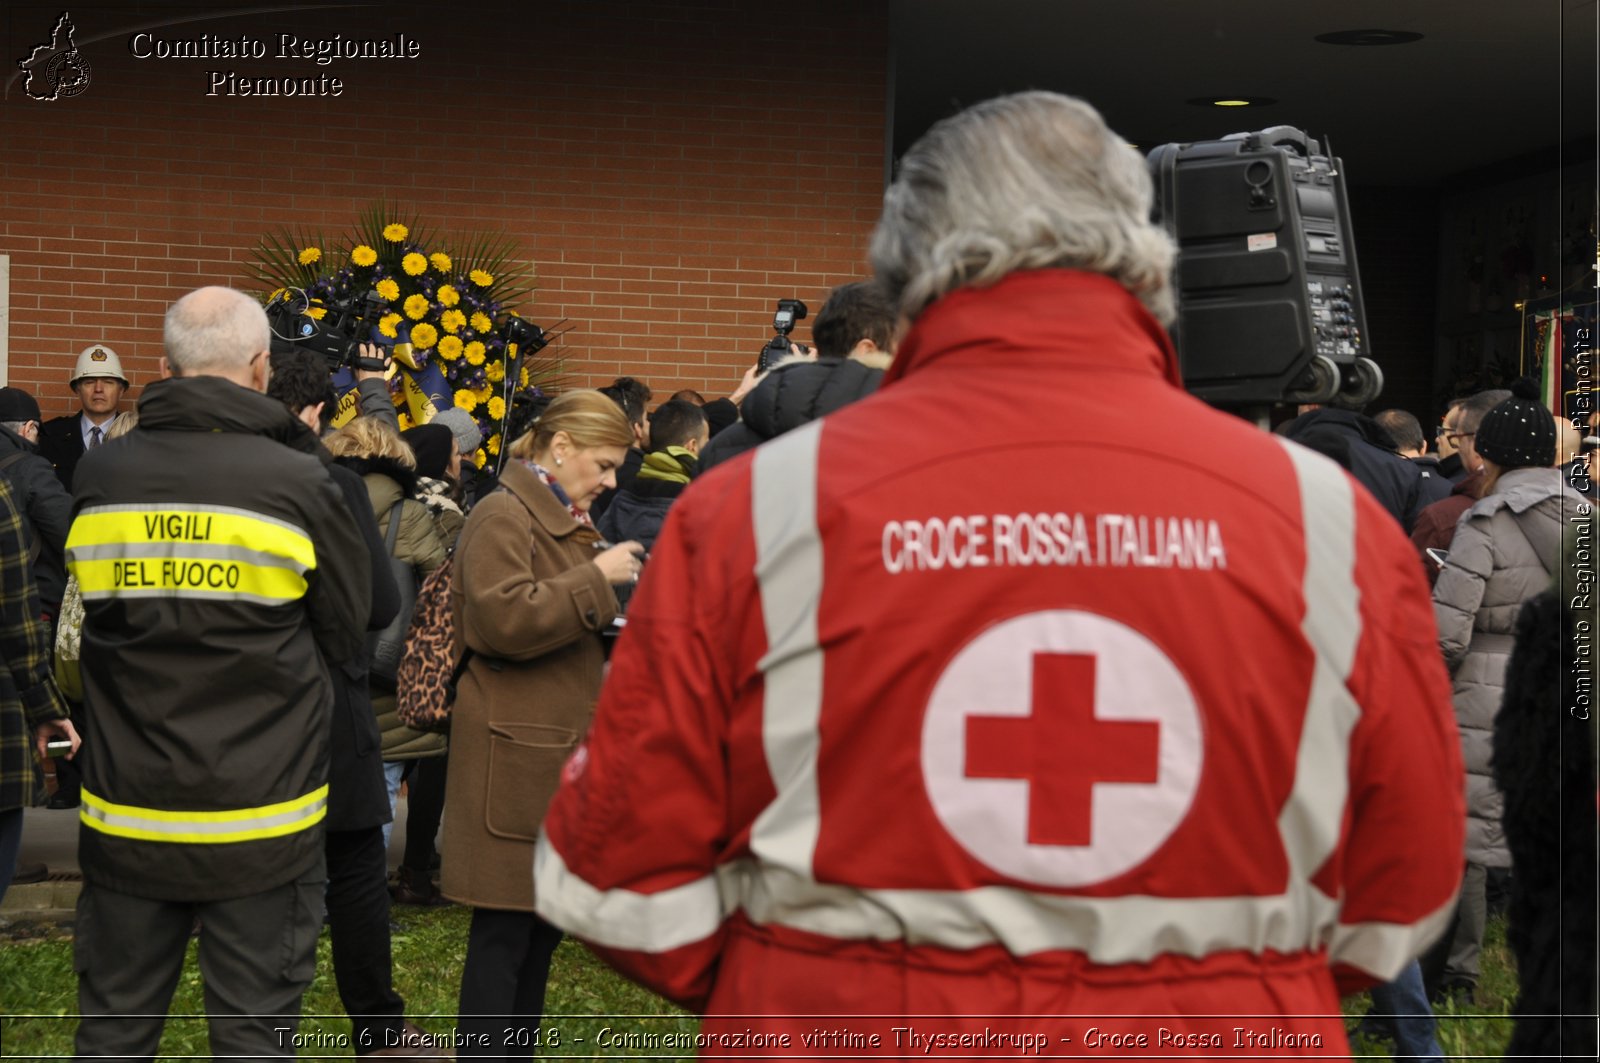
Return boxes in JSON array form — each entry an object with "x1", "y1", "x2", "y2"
[
  {"x1": 401, "y1": 422, "x2": 467, "y2": 548},
  {"x1": 389, "y1": 421, "x2": 469, "y2": 907},
  {"x1": 1429, "y1": 379, "x2": 1584, "y2": 1002}
]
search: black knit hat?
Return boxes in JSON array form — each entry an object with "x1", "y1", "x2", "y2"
[
  {"x1": 1475, "y1": 378, "x2": 1556, "y2": 470},
  {"x1": 402, "y1": 423, "x2": 454, "y2": 481},
  {"x1": 0, "y1": 386, "x2": 42, "y2": 424}
]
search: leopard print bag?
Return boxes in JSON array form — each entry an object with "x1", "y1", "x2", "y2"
[{"x1": 395, "y1": 556, "x2": 473, "y2": 732}]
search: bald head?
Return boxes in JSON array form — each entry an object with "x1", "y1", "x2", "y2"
[{"x1": 163, "y1": 287, "x2": 271, "y2": 384}]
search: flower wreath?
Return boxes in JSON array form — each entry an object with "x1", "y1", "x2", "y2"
[{"x1": 250, "y1": 203, "x2": 564, "y2": 467}]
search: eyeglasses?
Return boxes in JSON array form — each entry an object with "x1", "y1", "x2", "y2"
[{"x1": 1445, "y1": 431, "x2": 1476, "y2": 446}]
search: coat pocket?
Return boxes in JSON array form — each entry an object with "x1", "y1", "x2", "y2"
[{"x1": 484, "y1": 722, "x2": 579, "y2": 842}]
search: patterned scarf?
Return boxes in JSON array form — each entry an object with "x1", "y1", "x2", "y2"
[
  {"x1": 413, "y1": 475, "x2": 464, "y2": 521},
  {"x1": 522, "y1": 460, "x2": 593, "y2": 526},
  {"x1": 636, "y1": 446, "x2": 698, "y2": 485}
]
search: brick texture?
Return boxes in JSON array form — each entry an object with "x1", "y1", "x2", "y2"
[{"x1": 1, "y1": 0, "x2": 889, "y2": 415}]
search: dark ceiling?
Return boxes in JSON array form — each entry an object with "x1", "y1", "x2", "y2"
[{"x1": 890, "y1": 0, "x2": 1598, "y2": 187}]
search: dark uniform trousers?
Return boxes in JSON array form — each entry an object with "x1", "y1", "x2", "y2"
[
  {"x1": 73, "y1": 856, "x2": 326, "y2": 1061},
  {"x1": 457, "y1": 909, "x2": 564, "y2": 1061},
  {"x1": 324, "y1": 826, "x2": 406, "y2": 1049}
]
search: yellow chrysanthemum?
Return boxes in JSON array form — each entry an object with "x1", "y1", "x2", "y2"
[
  {"x1": 436, "y1": 285, "x2": 460, "y2": 308},
  {"x1": 469, "y1": 312, "x2": 492, "y2": 333},
  {"x1": 471, "y1": 448, "x2": 486, "y2": 468},
  {"x1": 350, "y1": 244, "x2": 377, "y2": 267},
  {"x1": 487, "y1": 396, "x2": 506, "y2": 421},
  {"x1": 487, "y1": 433, "x2": 502, "y2": 455},
  {"x1": 403, "y1": 294, "x2": 430, "y2": 320},
  {"x1": 440, "y1": 309, "x2": 466, "y2": 333},
  {"x1": 306, "y1": 306, "x2": 327, "y2": 320},
  {"x1": 429, "y1": 253, "x2": 453, "y2": 273},
  {"x1": 485, "y1": 360, "x2": 505, "y2": 383},
  {"x1": 474, "y1": 385, "x2": 493, "y2": 403},
  {"x1": 378, "y1": 313, "x2": 401, "y2": 338},
  {"x1": 402, "y1": 253, "x2": 428, "y2": 276},
  {"x1": 409, "y1": 323, "x2": 439, "y2": 350},
  {"x1": 383, "y1": 223, "x2": 408, "y2": 242},
  {"x1": 518, "y1": 366, "x2": 531, "y2": 388},
  {"x1": 374, "y1": 278, "x2": 400, "y2": 301},
  {"x1": 453, "y1": 390, "x2": 478, "y2": 413},
  {"x1": 436, "y1": 336, "x2": 463, "y2": 361},
  {"x1": 298, "y1": 247, "x2": 321, "y2": 266},
  {"x1": 464, "y1": 341, "x2": 487, "y2": 366},
  {"x1": 469, "y1": 269, "x2": 494, "y2": 287}
]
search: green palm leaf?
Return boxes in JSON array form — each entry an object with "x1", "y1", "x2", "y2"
[{"x1": 247, "y1": 227, "x2": 330, "y2": 295}]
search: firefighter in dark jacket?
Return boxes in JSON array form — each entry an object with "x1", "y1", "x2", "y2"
[{"x1": 65, "y1": 287, "x2": 371, "y2": 1059}]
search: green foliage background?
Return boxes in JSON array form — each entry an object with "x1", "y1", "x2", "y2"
[{"x1": 1, "y1": 909, "x2": 1518, "y2": 1059}]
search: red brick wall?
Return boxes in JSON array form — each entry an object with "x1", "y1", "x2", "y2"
[{"x1": 1, "y1": 0, "x2": 889, "y2": 416}]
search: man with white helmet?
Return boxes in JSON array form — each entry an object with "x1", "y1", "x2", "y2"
[{"x1": 39, "y1": 344, "x2": 130, "y2": 492}]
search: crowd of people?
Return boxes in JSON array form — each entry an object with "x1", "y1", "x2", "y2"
[{"x1": 0, "y1": 89, "x2": 1595, "y2": 1061}]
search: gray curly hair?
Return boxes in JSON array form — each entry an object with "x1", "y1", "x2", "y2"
[{"x1": 869, "y1": 91, "x2": 1176, "y2": 325}]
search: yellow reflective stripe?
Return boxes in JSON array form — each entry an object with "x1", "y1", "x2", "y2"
[
  {"x1": 71, "y1": 555, "x2": 308, "y2": 603},
  {"x1": 67, "y1": 506, "x2": 316, "y2": 572},
  {"x1": 80, "y1": 785, "x2": 328, "y2": 844}
]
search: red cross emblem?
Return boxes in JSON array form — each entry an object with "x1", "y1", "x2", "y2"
[
  {"x1": 921, "y1": 610, "x2": 1202, "y2": 887},
  {"x1": 965, "y1": 653, "x2": 1161, "y2": 847}
]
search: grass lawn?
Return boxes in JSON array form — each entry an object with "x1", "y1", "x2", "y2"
[{"x1": 1, "y1": 905, "x2": 1517, "y2": 1059}]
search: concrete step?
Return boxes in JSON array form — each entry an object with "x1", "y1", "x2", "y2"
[{"x1": 0, "y1": 870, "x2": 81, "y2": 922}]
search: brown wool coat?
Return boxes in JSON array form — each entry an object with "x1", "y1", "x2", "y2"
[{"x1": 440, "y1": 461, "x2": 619, "y2": 911}]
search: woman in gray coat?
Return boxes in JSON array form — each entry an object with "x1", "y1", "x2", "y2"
[{"x1": 1431, "y1": 383, "x2": 1580, "y2": 1001}]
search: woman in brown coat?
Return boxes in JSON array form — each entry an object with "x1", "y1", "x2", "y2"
[{"x1": 442, "y1": 391, "x2": 642, "y2": 1057}]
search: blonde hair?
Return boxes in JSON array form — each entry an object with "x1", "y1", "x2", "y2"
[
  {"x1": 324, "y1": 415, "x2": 415, "y2": 467},
  {"x1": 105, "y1": 410, "x2": 139, "y2": 440},
  {"x1": 508, "y1": 390, "x2": 634, "y2": 462}
]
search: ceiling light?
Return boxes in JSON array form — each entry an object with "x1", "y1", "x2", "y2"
[
  {"x1": 1315, "y1": 29, "x2": 1424, "y2": 46},
  {"x1": 1187, "y1": 96, "x2": 1277, "y2": 108}
]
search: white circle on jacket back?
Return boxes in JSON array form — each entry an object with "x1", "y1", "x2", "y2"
[{"x1": 921, "y1": 609, "x2": 1203, "y2": 886}]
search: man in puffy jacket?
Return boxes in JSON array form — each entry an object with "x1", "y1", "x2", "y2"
[
  {"x1": 698, "y1": 280, "x2": 896, "y2": 473},
  {"x1": 66, "y1": 287, "x2": 370, "y2": 1058},
  {"x1": 537, "y1": 92, "x2": 1463, "y2": 1055}
]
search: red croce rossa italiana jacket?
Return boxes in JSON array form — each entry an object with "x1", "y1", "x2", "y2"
[{"x1": 536, "y1": 270, "x2": 1464, "y2": 1057}]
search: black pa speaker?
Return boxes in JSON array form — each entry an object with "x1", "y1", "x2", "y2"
[{"x1": 1149, "y1": 126, "x2": 1382, "y2": 408}]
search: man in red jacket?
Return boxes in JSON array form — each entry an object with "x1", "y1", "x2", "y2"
[{"x1": 537, "y1": 91, "x2": 1464, "y2": 1057}]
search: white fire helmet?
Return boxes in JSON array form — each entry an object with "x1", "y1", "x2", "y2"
[{"x1": 70, "y1": 344, "x2": 128, "y2": 387}]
